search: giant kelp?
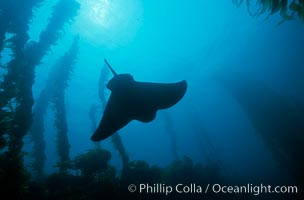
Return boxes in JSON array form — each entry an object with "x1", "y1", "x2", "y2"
[
  {"x1": 73, "y1": 148, "x2": 112, "y2": 177},
  {"x1": 0, "y1": 0, "x2": 44, "y2": 153},
  {"x1": 163, "y1": 156, "x2": 221, "y2": 186},
  {"x1": 111, "y1": 133, "x2": 129, "y2": 169},
  {"x1": 51, "y1": 36, "x2": 79, "y2": 173},
  {"x1": 88, "y1": 64, "x2": 110, "y2": 146},
  {"x1": 233, "y1": 0, "x2": 304, "y2": 23},
  {"x1": 22, "y1": 154, "x2": 224, "y2": 200},
  {"x1": 46, "y1": 148, "x2": 118, "y2": 200},
  {"x1": 30, "y1": 87, "x2": 49, "y2": 180},
  {"x1": 0, "y1": 0, "x2": 79, "y2": 196},
  {"x1": 215, "y1": 72, "x2": 304, "y2": 184},
  {"x1": 0, "y1": 0, "x2": 45, "y2": 196},
  {"x1": 289, "y1": 0, "x2": 304, "y2": 21},
  {"x1": 89, "y1": 104, "x2": 99, "y2": 132},
  {"x1": 0, "y1": 0, "x2": 44, "y2": 58},
  {"x1": 30, "y1": 35, "x2": 79, "y2": 179},
  {"x1": 188, "y1": 112, "x2": 218, "y2": 164},
  {"x1": 163, "y1": 112, "x2": 179, "y2": 160},
  {"x1": 88, "y1": 64, "x2": 109, "y2": 138},
  {"x1": 120, "y1": 160, "x2": 162, "y2": 187},
  {"x1": 98, "y1": 65, "x2": 110, "y2": 109}
]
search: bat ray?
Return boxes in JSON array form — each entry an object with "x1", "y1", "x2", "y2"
[{"x1": 91, "y1": 59, "x2": 187, "y2": 141}]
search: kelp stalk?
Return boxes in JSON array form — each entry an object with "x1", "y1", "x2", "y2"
[
  {"x1": 163, "y1": 112, "x2": 179, "y2": 160},
  {"x1": 0, "y1": 0, "x2": 79, "y2": 194},
  {"x1": 216, "y1": 72, "x2": 304, "y2": 184},
  {"x1": 51, "y1": 36, "x2": 79, "y2": 173}
]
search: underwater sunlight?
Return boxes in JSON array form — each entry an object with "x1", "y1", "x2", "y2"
[
  {"x1": 84, "y1": 0, "x2": 112, "y2": 28},
  {"x1": 74, "y1": 0, "x2": 143, "y2": 48}
]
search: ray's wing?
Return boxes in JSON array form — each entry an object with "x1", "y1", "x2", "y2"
[
  {"x1": 131, "y1": 80, "x2": 187, "y2": 122},
  {"x1": 91, "y1": 92, "x2": 131, "y2": 141}
]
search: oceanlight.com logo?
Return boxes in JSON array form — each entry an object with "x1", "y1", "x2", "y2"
[
  {"x1": 127, "y1": 183, "x2": 299, "y2": 196},
  {"x1": 211, "y1": 184, "x2": 298, "y2": 196}
]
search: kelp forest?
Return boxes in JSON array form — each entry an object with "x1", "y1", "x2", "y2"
[{"x1": 0, "y1": 0, "x2": 304, "y2": 200}]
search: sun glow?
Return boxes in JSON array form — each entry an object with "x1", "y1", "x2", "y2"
[
  {"x1": 74, "y1": 0, "x2": 142, "y2": 47},
  {"x1": 88, "y1": 0, "x2": 111, "y2": 28}
]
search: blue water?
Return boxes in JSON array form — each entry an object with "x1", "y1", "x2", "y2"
[{"x1": 24, "y1": 0, "x2": 304, "y2": 184}]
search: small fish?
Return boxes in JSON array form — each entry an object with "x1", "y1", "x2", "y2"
[{"x1": 91, "y1": 59, "x2": 187, "y2": 141}]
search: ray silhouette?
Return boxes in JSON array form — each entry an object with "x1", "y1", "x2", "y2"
[{"x1": 91, "y1": 59, "x2": 187, "y2": 141}]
